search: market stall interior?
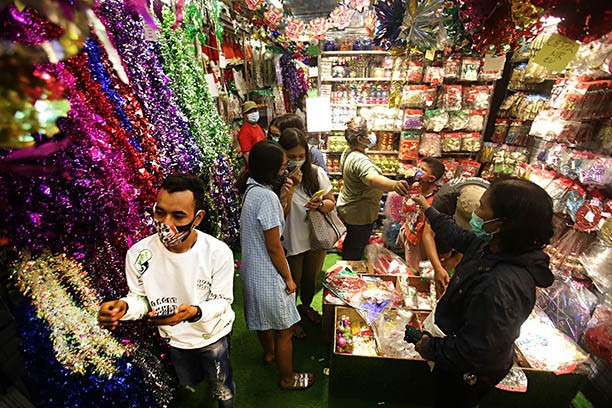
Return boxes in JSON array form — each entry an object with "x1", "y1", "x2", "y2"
[{"x1": 0, "y1": 0, "x2": 610, "y2": 407}]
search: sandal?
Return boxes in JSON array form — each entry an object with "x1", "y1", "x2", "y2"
[
  {"x1": 279, "y1": 372, "x2": 315, "y2": 391},
  {"x1": 292, "y1": 324, "x2": 307, "y2": 339}
]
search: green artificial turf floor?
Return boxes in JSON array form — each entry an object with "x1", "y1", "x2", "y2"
[{"x1": 173, "y1": 252, "x2": 593, "y2": 408}]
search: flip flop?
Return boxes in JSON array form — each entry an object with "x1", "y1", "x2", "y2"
[{"x1": 279, "y1": 372, "x2": 315, "y2": 391}]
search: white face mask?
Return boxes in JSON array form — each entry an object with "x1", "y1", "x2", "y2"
[
  {"x1": 287, "y1": 159, "x2": 306, "y2": 170},
  {"x1": 246, "y1": 111, "x2": 260, "y2": 123},
  {"x1": 366, "y1": 132, "x2": 377, "y2": 148}
]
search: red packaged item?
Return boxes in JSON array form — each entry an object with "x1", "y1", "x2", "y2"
[
  {"x1": 423, "y1": 66, "x2": 444, "y2": 86},
  {"x1": 460, "y1": 57, "x2": 481, "y2": 81},
  {"x1": 406, "y1": 60, "x2": 424, "y2": 83},
  {"x1": 456, "y1": 159, "x2": 481, "y2": 177},
  {"x1": 439, "y1": 85, "x2": 463, "y2": 110},
  {"x1": 399, "y1": 139, "x2": 420, "y2": 161},
  {"x1": 584, "y1": 305, "x2": 612, "y2": 364},
  {"x1": 493, "y1": 118, "x2": 510, "y2": 143},
  {"x1": 443, "y1": 55, "x2": 461, "y2": 79},
  {"x1": 440, "y1": 159, "x2": 458, "y2": 182}
]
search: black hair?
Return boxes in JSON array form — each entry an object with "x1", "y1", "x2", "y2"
[
  {"x1": 421, "y1": 157, "x2": 445, "y2": 181},
  {"x1": 278, "y1": 128, "x2": 319, "y2": 196},
  {"x1": 247, "y1": 140, "x2": 285, "y2": 187},
  {"x1": 344, "y1": 117, "x2": 368, "y2": 146},
  {"x1": 270, "y1": 114, "x2": 305, "y2": 133},
  {"x1": 161, "y1": 173, "x2": 206, "y2": 212},
  {"x1": 488, "y1": 178, "x2": 554, "y2": 255}
]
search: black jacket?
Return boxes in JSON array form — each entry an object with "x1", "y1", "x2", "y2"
[{"x1": 420, "y1": 208, "x2": 554, "y2": 378}]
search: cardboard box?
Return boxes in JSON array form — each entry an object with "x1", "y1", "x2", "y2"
[{"x1": 322, "y1": 274, "x2": 399, "y2": 344}]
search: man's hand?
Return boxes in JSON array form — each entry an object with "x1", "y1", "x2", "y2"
[
  {"x1": 413, "y1": 194, "x2": 431, "y2": 210},
  {"x1": 434, "y1": 267, "x2": 451, "y2": 298},
  {"x1": 285, "y1": 278, "x2": 297, "y2": 295},
  {"x1": 147, "y1": 304, "x2": 197, "y2": 326},
  {"x1": 98, "y1": 300, "x2": 128, "y2": 330},
  {"x1": 393, "y1": 180, "x2": 411, "y2": 196}
]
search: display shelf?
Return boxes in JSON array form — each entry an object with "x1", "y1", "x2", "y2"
[
  {"x1": 323, "y1": 150, "x2": 398, "y2": 154},
  {"x1": 322, "y1": 77, "x2": 391, "y2": 82},
  {"x1": 321, "y1": 50, "x2": 390, "y2": 56}
]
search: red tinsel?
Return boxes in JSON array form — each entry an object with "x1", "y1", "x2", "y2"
[{"x1": 531, "y1": 0, "x2": 612, "y2": 42}]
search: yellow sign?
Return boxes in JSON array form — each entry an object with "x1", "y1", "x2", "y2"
[
  {"x1": 533, "y1": 34, "x2": 579, "y2": 73},
  {"x1": 425, "y1": 49, "x2": 436, "y2": 61}
]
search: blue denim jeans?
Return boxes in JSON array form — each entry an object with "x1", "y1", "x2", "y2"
[{"x1": 169, "y1": 334, "x2": 235, "y2": 408}]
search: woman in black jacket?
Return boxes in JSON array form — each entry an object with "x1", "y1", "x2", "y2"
[{"x1": 413, "y1": 178, "x2": 555, "y2": 407}]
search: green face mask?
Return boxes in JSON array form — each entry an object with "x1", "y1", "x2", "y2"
[{"x1": 469, "y1": 212, "x2": 501, "y2": 242}]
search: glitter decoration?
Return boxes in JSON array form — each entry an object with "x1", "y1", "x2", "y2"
[
  {"x1": 157, "y1": 6, "x2": 235, "y2": 170},
  {"x1": 205, "y1": 155, "x2": 241, "y2": 245},
  {"x1": 95, "y1": 0, "x2": 202, "y2": 173},
  {"x1": 15, "y1": 303, "x2": 175, "y2": 408},
  {"x1": 279, "y1": 54, "x2": 308, "y2": 110},
  {"x1": 398, "y1": 0, "x2": 444, "y2": 51},
  {"x1": 264, "y1": 6, "x2": 283, "y2": 28},
  {"x1": 348, "y1": 0, "x2": 372, "y2": 13},
  {"x1": 0, "y1": 3, "x2": 64, "y2": 44},
  {"x1": 374, "y1": 0, "x2": 408, "y2": 50},
  {"x1": 13, "y1": 253, "x2": 126, "y2": 377}
]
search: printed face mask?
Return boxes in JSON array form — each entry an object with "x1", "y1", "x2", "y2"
[
  {"x1": 469, "y1": 212, "x2": 501, "y2": 242},
  {"x1": 154, "y1": 205, "x2": 202, "y2": 248}
]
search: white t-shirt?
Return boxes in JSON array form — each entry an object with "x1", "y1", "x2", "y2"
[
  {"x1": 283, "y1": 165, "x2": 332, "y2": 256},
  {"x1": 120, "y1": 230, "x2": 235, "y2": 349}
]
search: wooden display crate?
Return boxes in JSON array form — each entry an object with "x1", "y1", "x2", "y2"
[
  {"x1": 329, "y1": 307, "x2": 587, "y2": 407},
  {"x1": 321, "y1": 274, "x2": 398, "y2": 344}
]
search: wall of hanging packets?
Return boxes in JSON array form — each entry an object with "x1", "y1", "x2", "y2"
[
  {"x1": 510, "y1": 33, "x2": 612, "y2": 388},
  {"x1": 0, "y1": 0, "x2": 241, "y2": 406}
]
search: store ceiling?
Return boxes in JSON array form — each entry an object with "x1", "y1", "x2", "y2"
[{"x1": 283, "y1": 0, "x2": 339, "y2": 20}]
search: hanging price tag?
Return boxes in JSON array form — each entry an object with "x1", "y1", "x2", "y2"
[
  {"x1": 425, "y1": 49, "x2": 435, "y2": 61},
  {"x1": 533, "y1": 34, "x2": 579, "y2": 73},
  {"x1": 143, "y1": 25, "x2": 159, "y2": 41}
]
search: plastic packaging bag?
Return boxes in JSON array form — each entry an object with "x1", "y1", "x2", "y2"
[
  {"x1": 372, "y1": 308, "x2": 421, "y2": 359},
  {"x1": 365, "y1": 242, "x2": 415, "y2": 276},
  {"x1": 583, "y1": 304, "x2": 612, "y2": 364}
]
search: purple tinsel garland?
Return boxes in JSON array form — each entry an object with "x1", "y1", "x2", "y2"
[
  {"x1": 279, "y1": 54, "x2": 308, "y2": 110},
  {"x1": 95, "y1": 0, "x2": 203, "y2": 174}
]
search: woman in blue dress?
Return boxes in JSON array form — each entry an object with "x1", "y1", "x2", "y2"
[{"x1": 240, "y1": 140, "x2": 315, "y2": 390}]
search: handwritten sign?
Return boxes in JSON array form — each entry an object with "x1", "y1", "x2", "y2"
[
  {"x1": 425, "y1": 49, "x2": 436, "y2": 61},
  {"x1": 533, "y1": 34, "x2": 579, "y2": 73}
]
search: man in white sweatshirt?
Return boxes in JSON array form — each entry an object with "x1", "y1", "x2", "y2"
[{"x1": 98, "y1": 174, "x2": 235, "y2": 407}]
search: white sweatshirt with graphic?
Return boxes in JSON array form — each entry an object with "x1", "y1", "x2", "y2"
[{"x1": 120, "y1": 230, "x2": 235, "y2": 349}]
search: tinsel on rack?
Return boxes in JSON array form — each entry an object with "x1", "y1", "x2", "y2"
[
  {"x1": 95, "y1": 0, "x2": 203, "y2": 174},
  {"x1": 157, "y1": 6, "x2": 234, "y2": 169},
  {"x1": 15, "y1": 303, "x2": 174, "y2": 408},
  {"x1": 13, "y1": 253, "x2": 127, "y2": 377},
  {"x1": 279, "y1": 54, "x2": 308, "y2": 110}
]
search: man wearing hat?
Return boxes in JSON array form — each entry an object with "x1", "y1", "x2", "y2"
[
  {"x1": 422, "y1": 177, "x2": 490, "y2": 295},
  {"x1": 237, "y1": 101, "x2": 266, "y2": 163}
]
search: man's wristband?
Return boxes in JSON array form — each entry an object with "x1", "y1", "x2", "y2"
[{"x1": 187, "y1": 305, "x2": 202, "y2": 323}]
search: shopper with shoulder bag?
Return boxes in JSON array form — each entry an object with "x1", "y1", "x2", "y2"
[{"x1": 278, "y1": 128, "x2": 337, "y2": 333}]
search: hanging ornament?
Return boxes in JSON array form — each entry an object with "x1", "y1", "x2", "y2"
[
  {"x1": 285, "y1": 16, "x2": 306, "y2": 41},
  {"x1": 365, "y1": 9, "x2": 378, "y2": 38},
  {"x1": 264, "y1": 6, "x2": 283, "y2": 28},
  {"x1": 441, "y1": 0, "x2": 474, "y2": 53},
  {"x1": 330, "y1": 5, "x2": 353, "y2": 30},
  {"x1": 308, "y1": 17, "x2": 329, "y2": 40},
  {"x1": 348, "y1": 0, "x2": 371, "y2": 13},
  {"x1": 245, "y1": 0, "x2": 264, "y2": 11},
  {"x1": 511, "y1": 0, "x2": 540, "y2": 28},
  {"x1": 398, "y1": 0, "x2": 444, "y2": 51},
  {"x1": 458, "y1": 0, "x2": 543, "y2": 53},
  {"x1": 374, "y1": 0, "x2": 408, "y2": 50}
]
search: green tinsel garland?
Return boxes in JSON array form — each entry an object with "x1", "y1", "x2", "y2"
[{"x1": 158, "y1": 7, "x2": 234, "y2": 170}]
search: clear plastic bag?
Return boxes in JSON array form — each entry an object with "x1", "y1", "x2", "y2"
[
  {"x1": 365, "y1": 242, "x2": 415, "y2": 276},
  {"x1": 583, "y1": 304, "x2": 612, "y2": 365},
  {"x1": 372, "y1": 308, "x2": 421, "y2": 359}
]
